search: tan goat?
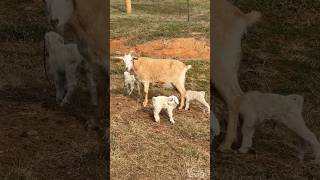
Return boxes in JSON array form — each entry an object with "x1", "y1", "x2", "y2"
[
  {"x1": 115, "y1": 53, "x2": 192, "y2": 109},
  {"x1": 212, "y1": 0, "x2": 261, "y2": 151}
]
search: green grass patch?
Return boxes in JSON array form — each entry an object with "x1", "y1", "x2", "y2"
[{"x1": 110, "y1": 0, "x2": 209, "y2": 45}]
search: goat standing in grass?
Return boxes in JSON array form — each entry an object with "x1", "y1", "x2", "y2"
[
  {"x1": 239, "y1": 91, "x2": 320, "y2": 162},
  {"x1": 114, "y1": 53, "x2": 191, "y2": 109},
  {"x1": 185, "y1": 90, "x2": 210, "y2": 113},
  {"x1": 212, "y1": 0, "x2": 261, "y2": 151},
  {"x1": 123, "y1": 71, "x2": 140, "y2": 96},
  {"x1": 152, "y1": 95, "x2": 179, "y2": 124},
  {"x1": 43, "y1": 0, "x2": 109, "y2": 178},
  {"x1": 45, "y1": 31, "x2": 97, "y2": 107}
]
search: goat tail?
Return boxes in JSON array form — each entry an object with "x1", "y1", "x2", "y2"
[
  {"x1": 244, "y1": 11, "x2": 261, "y2": 27},
  {"x1": 186, "y1": 65, "x2": 192, "y2": 70}
]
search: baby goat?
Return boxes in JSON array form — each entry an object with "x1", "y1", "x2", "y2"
[
  {"x1": 45, "y1": 31, "x2": 97, "y2": 106},
  {"x1": 185, "y1": 90, "x2": 210, "y2": 113},
  {"x1": 152, "y1": 95, "x2": 179, "y2": 124},
  {"x1": 239, "y1": 91, "x2": 320, "y2": 161},
  {"x1": 123, "y1": 71, "x2": 140, "y2": 95}
]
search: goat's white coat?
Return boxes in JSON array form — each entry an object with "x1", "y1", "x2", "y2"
[
  {"x1": 45, "y1": 31, "x2": 97, "y2": 106},
  {"x1": 239, "y1": 91, "x2": 320, "y2": 161},
  {"x1": 185, "y1": 90, "x2": 210, "y2": 113},
  {"x1": 123, "y1": 71, "x2": 140, "y2": 95},
  {"x1": 152, "y1": 95, "x2": 179, "y2": 124},
  {"x1": 44, "y1": 0, "x2": 74, "y2": 34}
]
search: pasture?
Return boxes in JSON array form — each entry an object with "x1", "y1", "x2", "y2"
[{"x1": 110, "y1": 0, "x2": 210, "y2": 179}]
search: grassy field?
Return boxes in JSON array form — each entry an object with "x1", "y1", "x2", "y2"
[
  {"x1": 110, "y1": 0, "x2": 210, "y2": 179},
  {"x1": 110, "y1": 0, "x2": 209, "y2": 45},
  {"x1": 0, "y1": 0, "x2": 101, "y2": 179},
  {"x1": 215, "y1": 0, "x2": 320, "y2": 179}
]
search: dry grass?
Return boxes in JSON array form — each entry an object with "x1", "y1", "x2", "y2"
[
  {"x1": 110, "y1": 57, "x2": 210, "y2": 179},
  {"x1": 110, "y1": 1, "x2": 210, "y2": 179}
]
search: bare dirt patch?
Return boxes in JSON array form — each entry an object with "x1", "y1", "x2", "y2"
[{"x1": 110, "y1": 37, "x2": 210, "y2": 60}]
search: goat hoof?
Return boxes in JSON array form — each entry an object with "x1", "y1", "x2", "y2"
[
  {"x1": 60, "y1": 102, "x2": 67, "y2": 107},
  {"x1": 86, "y1": 118, "x2": 98, "y2": 129},
  {"x1": 238, "y1": 148, "x2": 249, "y2": 154},
  {"x1": 143, "y1": 102, "x2": 147, "y2": 107}
]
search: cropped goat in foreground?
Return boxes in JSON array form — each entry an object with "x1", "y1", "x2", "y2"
[
  {"x1": 185, "y1": 90, "x2": 210, "y2": 113},
  {"x1": 123, "y1": 71, "x2": 140, "y2": 96},
  {"x1": 152, "y1": 95, "x2": 179, "y2": 124},
  {"x1": 43, "y1": 0, "x2": 109, "y2": 178},
  {"x1": 211, "y1": 111, "x2": 220, "y2": 137},
  {"x1": 212, "y1": 0, "x2": 261, "y2": 151},
  {"x1": 239, "y1": 91, "x2": 320, "y2": 161},
  {"x1": 115, "y1": 53, "x2": 191, "y2": 109},
  {"x1": 45, "y1": 31, "x2": 97, "y2": 107}
]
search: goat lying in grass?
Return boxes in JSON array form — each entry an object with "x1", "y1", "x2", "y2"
[
  {"x1": 212, "y1": 0, "x2": 261, "y2": 151},
  {"x1": 45, "y1": 31, "x2": 97, "y2": 107},
  {"x1": 123, "y1": 71, "x2": 140, "y2": 96},
  {"x1": 115, "y1": 53, "x2": 191, "y2": 109},
  {"x1": 239, "y1": 91, "x2": 320, "y2": 161},
  {"x1": 152, "y1": 95, "x2": 179, "y2": 124},
  {"x1": 185, "y1": 90, "x2": 210, "y2": 113}
]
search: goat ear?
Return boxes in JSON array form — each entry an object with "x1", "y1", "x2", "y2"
[
  {"x1": 112, "y1": 56, "x2": 124, "y2": 60},
  {"x1": 129, "y1": 50, "x2": 135, "y2": 55},
  {"x1": 288, "y1": 95, "x2": 304, "y2": 112}
]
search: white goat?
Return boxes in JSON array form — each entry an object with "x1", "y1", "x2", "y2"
[
  {"x1": 123, "y1": 71, "x2": 140, "y2": 95},
  {"x1": 239, "y1": 91, "x2": 320, "y2": 161},
  {"x1": 45, "y1": 31, "x2": 97, "y2": 107},
  {"x1": 114, "y1": 52, "x2": 191, "y2": 109},
  {"x1": 212, "y1": 0, "x2": 261, "y2": 151},
  {"x1": 185, "y1": 90, "x2": 210, "y2": 113},
  {"x1": 43, "y1": 0, "x2": 74, "y2": 34},
  {"x1": 43, "y1": 0, "x2": 108, "y2": 119},
  {"x1": 43, "y1": 0, "x2": 108, "y2": 178},
  {"x1": 152, "y1": 95, "x2": 179, "y2": 124}
]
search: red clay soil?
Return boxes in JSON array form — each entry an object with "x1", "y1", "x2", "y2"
[{"x1": 110, "y1": 38, "x2": 210, "y2": 60}]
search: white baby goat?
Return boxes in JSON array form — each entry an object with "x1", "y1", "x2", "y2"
[
  {"x1": 185, "y1": 90, "x2": 210, "y2": 113},
  {"x1": 239, "y1": 91, "x2": 320, "y2": 161},
  {"x1": 152, "y1": 95, "x2": 179, "y2": 124},
  {"x1": 45, "y1": 31, "x2": 97, "y2": 107},
  {"x1": 123, "y1": 71, "x2": 140, "y2": 95}
]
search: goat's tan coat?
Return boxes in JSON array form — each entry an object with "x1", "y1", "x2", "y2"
[
  {"x1": 133, "y1": 57, "x2": 191, "y2": 109},
  {"x1": 64, "y1": 0, "x2": 108, "y2": 178},
  {"x1": 212, "y1": 0, "x2": 261, "y2": 151}
]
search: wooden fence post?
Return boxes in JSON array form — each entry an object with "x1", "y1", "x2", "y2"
[{"x1": 125, "y1": 0, "x2": 132, "y2": 15}]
